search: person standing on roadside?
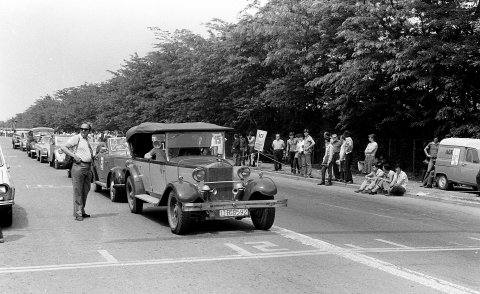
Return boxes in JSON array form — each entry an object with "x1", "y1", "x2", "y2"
[
  {"x1": 303, "y1": 129, "x2": 315, "y2": 177},
  {"x1": 339, "y1": 134, "x2": 347, "y2": 182},
  {"x1": 272, "y1": 134, "x2": 285, "y2": 171},
  {"x1": 61, "y1": 123, "x2": 95, "y2": 221},
  {"x1": 239, "y1": 133, "x2": 247, "y2": 166},
  {"x1": 364, "y1": 134, "x2": 378, "y2": 174},
  {"x1": 423, "y1": 137, "x2": 439, "y2": 182},
  {"x1": 318, "y1": 134, "x2": 333, "y2": 186},
  {"x1": 343, "y1": 131, "x2": 354, "y2": 183},
  {"x1": 330, "y1": 134, "x2": 342, "y2": 181},
  {"x1": 247, "y1": 132, "x2": 256, "y2": 166},
  {"x1": 231, "y1": 134, "x2": 240, "y2": 166},
  {"x1": 286, "y1": 132, "x2": 298, "y2": 174},
  {"x1": 296, "y1": 134, "x2": 306, "y2": 176}
]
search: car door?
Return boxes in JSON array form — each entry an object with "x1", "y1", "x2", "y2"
[
  {"x1": 460, "y1": 148, "x2": 480, "y2": 185},
  {"x1": 149, "y1": 159, "x2": 167, "y2": 196}
]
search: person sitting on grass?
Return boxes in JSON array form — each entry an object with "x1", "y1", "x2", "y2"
[
  {"x1": 387, "y1": 164, "x2": 409, "y2": 196},
  {"x1": 370, "y1": 163, "x2": 395, "y2": 195},
  {"x1": 355, "y1": 163, "x2": 384, "y2": 194}
]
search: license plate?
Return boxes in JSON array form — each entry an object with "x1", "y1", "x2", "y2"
[{"x1": 219, "y1": 209, "x2": 249, "y2": 217}]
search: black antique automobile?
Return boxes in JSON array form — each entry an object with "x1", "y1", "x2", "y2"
[
  {"x1": 125, "y1": 122, "x2": 287, "y2": 234},
  {"x1": 93, "y1": 137, "x2": 130, "y2": 202}
]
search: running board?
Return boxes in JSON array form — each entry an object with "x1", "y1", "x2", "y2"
[
  {"x1": 135, "y1": 194, "x2": 161, "y2": 205},
  {"x1": 94, "y1": 181, "x2": 107, "y2": 188}
]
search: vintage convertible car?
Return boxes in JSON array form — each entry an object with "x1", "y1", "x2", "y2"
[
  {"x1": 0, "y1": 144, "x2": 15, "y2": 226},
  {"x1": 93, "y1": 137, "x2": 130, "y2": 202},
  {"x1": 125, "y1": 122, "x2": 287, "y2": 235},
  {"x1": 34, "y1": 135, "x2": 52, "y2": 163},
  {"x1": 48, "y1": 135, "x2": 71, "y2": 169}
]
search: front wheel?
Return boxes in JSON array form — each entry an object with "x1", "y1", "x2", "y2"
[
  {"x1": 0, "y1": 205, "x2": 13, "y2": 227},
  {"x1": 109, "y1": 178, "x2": 122, "y2": 202},
  {"x1": 126, "y1": 176, "x2": 142, "y2": 214},
  {"x1": 250, "y1": 208, "x2": 275, "y2": 230},
  {"x1": 436, "y1": 174, "x2": 451, "y2": 190},
  {"x1": 167, "y1": 190, "x2": 191, "y2": 235}
]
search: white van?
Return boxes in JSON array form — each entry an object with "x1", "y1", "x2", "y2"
[{"x1": 435, "y1": 138, "x2": 480, "y2": 190}]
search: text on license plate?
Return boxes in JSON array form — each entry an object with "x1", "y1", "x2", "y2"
[{"x1": 219, "y1": 209, "x2": 249, "y2": 217}]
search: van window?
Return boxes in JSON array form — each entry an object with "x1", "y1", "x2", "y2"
[{"x1": 465, "y1": 149, "x2": 479, "y2": 163}]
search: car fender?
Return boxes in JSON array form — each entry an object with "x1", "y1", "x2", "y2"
[
  {"x1": 125, "y1": 163, "x2": 146, "y2": 195},
  {"x1": 165, "y1": 182, "x2": 200, "y2": 203},
  {"x1": 243, "y1": 177, "x2": 277, "y2": 200},
  {"x1": 108, "y1": 167, "x2": 126, "y2": 187}
]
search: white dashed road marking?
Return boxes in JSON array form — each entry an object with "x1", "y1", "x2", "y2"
[
  {"x1": 374, "y1": 239, "x2": 412, "y2": 249},
  {"x1": 224, "y1": 243, "x2": 254, "y2": 256},
  {"x1": 98, "y1": 250, "x2": 118, "y2": 263},
  {"x1": 469, "y1": 237, "x2": 480, "y2": 242}
]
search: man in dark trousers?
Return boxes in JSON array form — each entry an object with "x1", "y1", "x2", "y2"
[{"x1": 61, "y1": 122, "x2": 95, "y2": 221}]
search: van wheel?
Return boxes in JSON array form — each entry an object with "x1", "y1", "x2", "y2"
[
  {"x1": 436, "y1": 174, "x2": 451, "y2": 190},
  {"x1": 167, "y1": 190, "x2": 191, "y2": 235},
  {"x1": 126, "y1": 176, "x2": 143, "y2": 214}
]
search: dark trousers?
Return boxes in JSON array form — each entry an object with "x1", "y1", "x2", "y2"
[
  {"x1": 289, "y1": 152, "x2": 297, "y2": 173},
  {"x1": 71, "y1": 162, "x2": 92, "y2": 217},
  {"x1": 332, "y1": 152, "x2": 340, "y2": 179},
  {"x1": 233, "y1": 151, "x2": 240, "y2": 166},
  {"x1": 321, "y1": 162, "x2": 333, "y2": 183},
  {"x1": 273, "y1": 150, "x2": 283, "y2": 171},
  {"x1": 390, "y1": 185, "x2": 406, "y2": 196},
  {"x1": 344, "y1": 153, "x2": 353, "y2": 182}
]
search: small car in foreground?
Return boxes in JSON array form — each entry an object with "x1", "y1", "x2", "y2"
[
  {"x1": 0, "y1": 145, "x2": 15, "y2": 226},
  {"x1": 93, "y1": 137, "x2": 130, "y2": 202},
  {"x1": 125, "y1": 122, "x2": 287, "y2": 235}
]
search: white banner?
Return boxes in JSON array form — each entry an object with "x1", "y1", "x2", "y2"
[{"x1": 254, "y1": 130, "x2": 267, "y2": 151}]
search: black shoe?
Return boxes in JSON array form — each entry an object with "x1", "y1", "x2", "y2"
[
  {"x1": 354, "y1": 190, "x2": 362, "y2": 193},
  {"x1": 82, "y1": 213, "x2": 91, "y2": 218},
  {"x1": 369, "y1": 191, "x2": 377, "y2": 195},
  {"x1": 75, "y1": 216, "x2": 84, "y2": 221},
  {"x1": 317, "y1": 182, "x2": 325, "y2": 185}
]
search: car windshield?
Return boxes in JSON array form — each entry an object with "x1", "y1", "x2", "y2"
[{"x1": 166, "y1": 132, "x2": 225, "y2": 158}]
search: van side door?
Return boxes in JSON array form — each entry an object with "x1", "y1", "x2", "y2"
[{"x1": 460, "y1": 148, "x2": 480, "y2": 186}]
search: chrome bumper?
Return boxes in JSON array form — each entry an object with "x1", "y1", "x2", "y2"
[
  {"x1": 0, "y1": 200, "x2": 14, "y2": 206},
  {"x1": 183, "y1": 199, "x2": 287, "y2": 212}
]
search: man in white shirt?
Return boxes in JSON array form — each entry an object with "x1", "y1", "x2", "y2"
[
  {"x1": 62, "y1": 123, "x2": 95, "y2": 221},
  {"x1": 354, "y1": 164, "x2": 384, "y2": 194},
  {"x1": 388, "y1": 164, "x2": 408, "y2": 196},
  {"x1": 303, "y1": 129, "x2": 315, "y2": 177},
  {"x1": 343, "y1": 131, "x2": 354, "y2": 183},
  {"x1": 272, "y1": 134, "x2": 285, "y2": 171}
]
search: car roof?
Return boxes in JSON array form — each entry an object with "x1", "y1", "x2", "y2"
[
  {"x1": 126, "y1": 122, "x2": 232, "y2": 141},
  {"x1": 440, "y1": 138, "x2": 480, "y2": 149}
]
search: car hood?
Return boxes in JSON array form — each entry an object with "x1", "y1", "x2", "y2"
[{"x1": 170, "y1": 156, "x2": 231, "y2": 168}]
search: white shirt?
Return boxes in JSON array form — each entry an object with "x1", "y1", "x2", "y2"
[
  {"x1": 64, "y1": 134, "x2": 93, "y2": 163},
  {"x1": 365, "y1": 142, "x2": 378, "y2": 155},
  {"x1": 391, "y1": 171, "x2": 408, "y2": 189}
]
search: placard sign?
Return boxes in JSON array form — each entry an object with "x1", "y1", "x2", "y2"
[
  {"x1": 254, "y1": 130, "x2": 267, "y2": 151},
  {"x1": 450, "y1": 148, "x2": 460, "y2": 165}
]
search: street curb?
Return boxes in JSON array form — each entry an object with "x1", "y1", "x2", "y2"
[{"x1": 253, "y1": 169, "x2": 480, "y2": 208}]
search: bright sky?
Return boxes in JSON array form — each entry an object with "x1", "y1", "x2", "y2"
[{"x1": 0, "y1": 0, "x2": 251, "y2": 121}]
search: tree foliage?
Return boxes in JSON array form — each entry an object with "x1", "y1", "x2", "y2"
[{"x1": 2, "y1": 0, "x2": 479, "y2": 139}]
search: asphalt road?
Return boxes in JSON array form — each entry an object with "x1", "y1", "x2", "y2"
[{"x1": 1, "y1": 137, "x2": 479, "y2": 294}]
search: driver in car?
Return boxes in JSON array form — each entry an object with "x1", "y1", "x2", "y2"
[{"x1": 144, "y1": 140, "x2": 167, "y2": 161}]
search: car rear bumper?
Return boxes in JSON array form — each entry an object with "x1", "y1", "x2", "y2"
[{"x1": 182, "y1": 199, "x2": 287, "y2": 212}]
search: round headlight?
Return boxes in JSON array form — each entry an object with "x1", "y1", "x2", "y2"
[
  {"x1": 237, "y1": 167, "x2": 251, "y2": 179},
  {"x1": 0, "y1": 185, "x2": 8, "y2": 194},
  {"x1": 192, "y1": 168, "x2": 206, "y2": 182}
]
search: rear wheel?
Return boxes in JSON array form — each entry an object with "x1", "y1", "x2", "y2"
[
  {"x1": 250, "y1": 207, "x2": 276, "y2": 230},
  {"x1": 436, "y1": 174, "x2": 451, "y2": 190},
  {"x1": 126, "y1": 176, "x2": 142, "y2": 214},
  {"x1": 167, "y1": 190, "x2": 191, "y2": 235},
  {"x1": 0, "y1": 205, "x2": 13, "y2": 227}
]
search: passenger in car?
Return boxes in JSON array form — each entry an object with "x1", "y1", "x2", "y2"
[{"x1": 144, "y1": 142, "x2": 167, "y2": 161}]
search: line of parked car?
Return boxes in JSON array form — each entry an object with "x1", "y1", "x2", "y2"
[{"x1": 5, "y1": 122, "x2": 288, "y2": 234}]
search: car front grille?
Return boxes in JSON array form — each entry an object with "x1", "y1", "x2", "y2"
[{"x1": 205, "y1": 164, "x2": 233, "y2": 201}]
